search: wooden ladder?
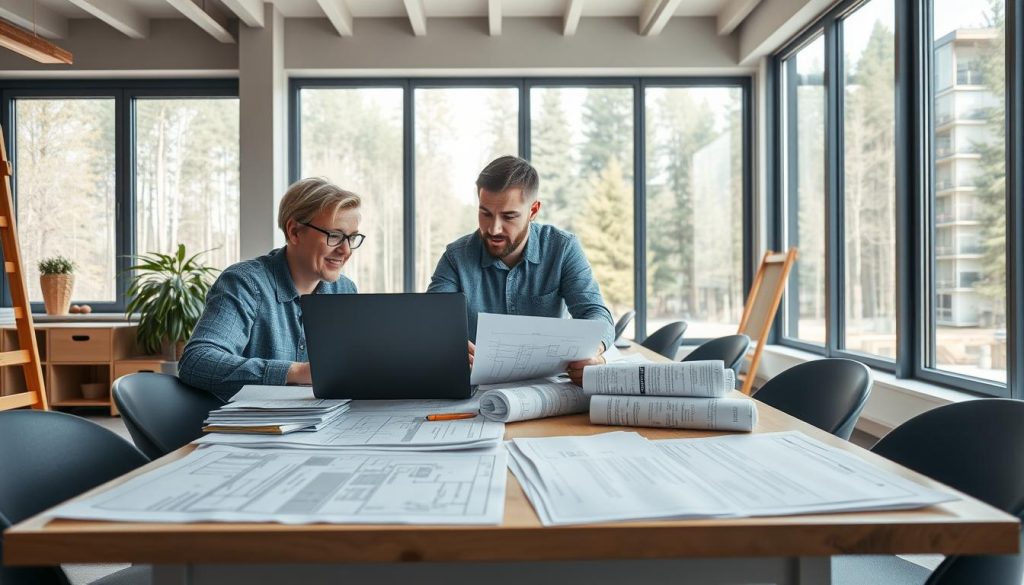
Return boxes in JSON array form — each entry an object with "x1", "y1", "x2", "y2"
[{"x1": 0, "y1": 125, "x2": 48, "y2": 411}]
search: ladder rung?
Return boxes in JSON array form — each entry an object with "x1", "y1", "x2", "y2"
[
  {"x1": 0, "y1": 215, "x2": 8, "y2": 228},
  {"x1": 0, "y1": 349, "x2": 31, "y2": 367},
  {"x1": 0, "y1": 160, "x2": 10, "y2": 176},
  {"x1": 0, "y1": 392, "x2": 38, "y2": 410},
  {"x1": 3, "y1": 261, "x2": 14, "y2": 274},
  {"x1": 12, "y1": 307, "x2": 24, "y2": 319}
]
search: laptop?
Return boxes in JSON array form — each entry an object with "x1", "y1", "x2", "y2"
[{"x1": 300, "y1": 293, "x2": 472, "y2": 400}]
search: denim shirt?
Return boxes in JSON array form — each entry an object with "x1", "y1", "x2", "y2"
[
  {"x1": 427, "y1": 223, "x2": 615, "y2": 350},
  {"x1": 178, "y1": 247, "x2": 357, "y2": 401}
]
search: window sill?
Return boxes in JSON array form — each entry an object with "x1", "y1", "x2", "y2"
[{"x1": 754, "y1": 345, "x2": 976, "y2": 439}]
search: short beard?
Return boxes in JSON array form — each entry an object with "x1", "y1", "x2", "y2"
[{"x1": 479, "y1": 228, "x2": 528, "y2": 259}]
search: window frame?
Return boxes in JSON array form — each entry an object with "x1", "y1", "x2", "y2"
[
  {"x1": 289, "y1": 76, "x2": 753, "y2": 343},
  {"x1": 0, "y1": 79, "x2": 239, "y2": 314},
  {"x1": 769, "y1": 0, "x2": 1019, "y2": 397}
]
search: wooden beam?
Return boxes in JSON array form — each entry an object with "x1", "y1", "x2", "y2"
[
  {"x1": 65, "y1": 0, "x2": 148, "y2": 39},
  {"x1": 563, "y1": 0, "x2": 584, "y2": 36},
  {"x1": 165, "y1": 0, "x2": 234, "y2": 43},
  {"x1": 717, "y1": 0, "x2": 760, "y2": 35},
  {"x1": 0, "y1": 0, "x2": 67, "y2": 39},
  {"x1": 0, "y1": 20, "x2": 72, "y2": 64},
  {"x1": 639, "y1": 0, "x2": 683, "y2": 36},
  {"x1": 316, "y1": 0, "x2": 353, "y2": 37},
  {"x1": 402, "y1": 0, "x2": 427, "y2": 36},
  {"x1": 0, "y1": 392, "x2": 38, "y2": 411},
  {"x1": 488, "y1": 0, "x2": 501, "y2": 36},
  {"x1": 221, "y1": 0, "x2": 264, "y2": 28}
]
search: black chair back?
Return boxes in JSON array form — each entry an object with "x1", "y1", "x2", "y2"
[
  {"x1": 639, "y1": 321, "x2": 687, "y2": 359},
  {"x1": 872, "y1": 399, "x2": 1024, "y2": 585},
  {"x1": 0, "y1": 410, "x2": 148, "y2": 585},
  {"x1": 613, "y1": 310, "x2": 636, "y2": 341},
  {"x1": 682, "y1": 334, "x2": 750, "y2": 372},
  {"x1": 753, "y1": 358, "x2": 871, "y2": 440},
  {"x1": 113, "y1": 373, "x2": 224, "y2": 460}
]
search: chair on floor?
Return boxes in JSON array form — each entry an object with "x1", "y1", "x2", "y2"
[
  {"x1": 639, "y1": 321, "x2": 688, "y2": 359},
  {"x1": 752, "y1": 358, "x2": 871, "y2": 440},
  {"x1": 113, "y1": 373, "x2": 224, "y2": 460},
  {"x1": 681, "y1": 334, "x2": 751, "y2": 373},
  {"x1": 834, "y1": 399, "x2": 1024, "y2": 585},
  {"x1": 0, "y1": 410, "x2": 150, "y2": 585},
  {"x1": 613, "y1": 310, "x2": 636, "y2": 342}
]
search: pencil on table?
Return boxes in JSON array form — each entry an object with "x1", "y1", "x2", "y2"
[{"x1": 425, "y1": 412, "x2": 479, "y2": 421}]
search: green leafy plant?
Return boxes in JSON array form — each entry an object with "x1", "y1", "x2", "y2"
[
  {"x1": 38, "y1": 256, "x2": 76, "y2": 275},
  {"x1": 125, "y1": 245, "x2": 219, "y2": 356}
]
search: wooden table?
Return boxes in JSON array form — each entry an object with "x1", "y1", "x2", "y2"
[{"x1": 4, "y1": 346, "x2": 1019, "y2": 584}]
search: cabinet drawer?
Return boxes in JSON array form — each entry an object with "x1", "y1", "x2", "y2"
[
  {"x1": 113, "y1": 360, "x2": 166, "y2": 380},
  {"x1": 49, "y1": 329, "x2": 112, "y2": 363}
]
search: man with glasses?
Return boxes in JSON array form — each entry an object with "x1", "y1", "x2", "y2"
[
  {"x1": 428, "y1": 155, "x2": 614, "y2": 386},
  {"x1": 180, "y1": 177, "x2": 365, "y2": 400}
]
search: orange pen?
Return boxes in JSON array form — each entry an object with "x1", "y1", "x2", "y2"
[{"x1": 425, "y1": 412, "x2": 479, "y2": 421}]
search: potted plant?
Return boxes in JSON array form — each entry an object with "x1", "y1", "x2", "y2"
[
  {"x1": 38, "y1": 256, "x2": 76, "y2": 316},
  {"x1": 125, "y1": 245, "x2": 218, "y2": 364}
]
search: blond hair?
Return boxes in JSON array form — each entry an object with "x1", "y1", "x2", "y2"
[{"x1": 277, "y1": 177, "x2": 361, "y2": 235}]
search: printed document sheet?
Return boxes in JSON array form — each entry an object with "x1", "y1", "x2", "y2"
[
  {"x1": 471, "y1": 313, "x2": 605, "y2": 385},
  {"x1": 53, "y1": 445, "x2": 506, "y2": 525},
  {"x1": 196, "y1": 413, "x2": 504, "y2": 451}
]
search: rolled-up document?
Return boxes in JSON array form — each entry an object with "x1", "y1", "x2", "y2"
[
  {"x1": 582, "y1": 360, "x2": 735, "y2": 398},
  {"x1": 590, "y1": 395, "x2": 757, "y2": 432},
  {"x1": 479, "y1": 378, "x2": 589, "y2": 423}
]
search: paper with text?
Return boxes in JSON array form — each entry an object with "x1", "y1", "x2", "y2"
[
  {"x1": 583, "y1": 361, "x2": 733, "y2": 397},
  {"x1": 53, "y1": 444, "x2": 506, "y2": 525},
  {"x1": 471, "y1": 313, "x2": 605, "y2": 385},
  {"x1": 478, "y1": 377, "x2": 588, "y2": 422},
  {"x1": 590, "y1": 395, "x2": 757, "y2": 432}
]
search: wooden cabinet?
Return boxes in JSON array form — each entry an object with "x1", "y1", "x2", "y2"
[{"x1": 0, "y1": 322, "x2": 170, "y2": 416}]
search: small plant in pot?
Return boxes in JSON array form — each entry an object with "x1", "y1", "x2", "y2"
[
  {"x1": 38, "y1": 256, "x2": 77, "y2": 316},
  {"x1": 125, "y1": 245, "x2": 218, "y2": 363}
]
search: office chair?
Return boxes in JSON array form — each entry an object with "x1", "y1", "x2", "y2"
[
  {"x1": 834, "y1": 399, "x2": 1024, "y2": 585},
  {"x1": 0, "y1": 410, "x2": 150, "y2": 585},
  {"x1": 613, "y1": 310, "x2": 636, "y2": 342},
  {"x1": 639, "y1": 321, "x2": 688, "y2": 359},
  {"x1": 752, "y1": 358, "x2": 871, "y2": 440},
  {"x1": 681, "y1": 334, "x2": 751, "y2": 373},
  {"x1": 113, "y1": 373, "x2": 224, "y2": 460}
]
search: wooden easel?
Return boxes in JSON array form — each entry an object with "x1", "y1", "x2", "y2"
[
  {"x1": 737, "y1": 248, "x2": 798, "y2": 395},
  {"x1": 0, "y1": 125, "x2": 48, "y2": 411}
]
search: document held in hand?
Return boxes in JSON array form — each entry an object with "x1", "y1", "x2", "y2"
[
  {"x1": 582, "y1": 360, "x2": 734, "y2": 398},
  {"x1": 590, "y1": 395, "x2": 757, "y2": 432}
]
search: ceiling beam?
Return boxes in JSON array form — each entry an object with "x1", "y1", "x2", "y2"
[
  {"x1": 402, "y1": 0, "x2": 426, "y2": 36},
  {"x1": 717, "y1": 0, "x2": 760, "y2": 35},
  {"x1": 221, "y1": 0, "x2": 264, "y2": 28},
  {"x1": 0, "y1": 19, "x2": 72, "y2": 63},
  {"x1": 488, "y1": 0, "x2": 501, "y2": 36},
  {"x1": 165, "y1": 0, "x2": 234, "y2": 43},
  {"x1": 563, "y1": 0, "x2": 584, "y2": 36},
  {"x1": 65, "y1": 0, "x2": 148, "y2": 39},
  {"x1": 0, "y1": 0, "x2": 67, "y2": 39},
  {"x1": 316, "y1": 0, "x2": 353, "y2": 36},
  {"x1": 638, "y1": 0, "x2": 682, "y2": 36}
]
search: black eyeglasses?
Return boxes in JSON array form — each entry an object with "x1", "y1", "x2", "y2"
[{"x1": 301, "y1": 222, "x2": 366, "y2": 249}]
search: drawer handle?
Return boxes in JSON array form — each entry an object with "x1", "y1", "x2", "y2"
[{"x1": 71, "y1": 335, "x2": 91, "y2": 342}]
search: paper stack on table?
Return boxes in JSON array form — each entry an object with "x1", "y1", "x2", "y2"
[
  {"x1": 203, "y1": 398, "x2": 351, "y2": 434},
  {"x1": 583, "y1": 360, "x2": 756, "y2": 432},
  {"x1": 507, "y1": 431, "x2": 955, "y2": 526}
]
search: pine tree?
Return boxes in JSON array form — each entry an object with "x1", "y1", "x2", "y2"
[
  {"x1": 575, "y1": 159, "x2": 633, "y2": 314},
  {"x1": 531, "y1": 90, "x2": 575, "y2": 229},
  {"x1": 580, "y1": 89, "x2": 633, "y2": 180}
]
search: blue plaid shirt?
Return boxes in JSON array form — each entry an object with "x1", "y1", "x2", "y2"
[
  {"x1": 179, "y1": 247, "x2": 357, "y2": 401},
  {"x1": 427, "y1": 223, "x2": 615, "y2": 350}
]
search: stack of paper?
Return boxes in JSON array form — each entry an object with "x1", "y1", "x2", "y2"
[
  {"x1": 203, "y1": 398, "x2": 351, "y2": 434},
  {"x1": 583, "y1": 360, "x2": 756, "y2": 432},
  {"x1": 508, "y1": 431, "x2": 955, "y2": 526}
]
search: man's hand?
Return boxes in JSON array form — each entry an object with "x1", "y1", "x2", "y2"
[
  {"x1": 468, "y1": 340, "x2": 476, "y2": 368},
  {"x1": 286, "y1": 362, "x2": 312, "y2": 385},
  {"x1": 567, "y1": 354, "x2": 606, "y2": 387}
]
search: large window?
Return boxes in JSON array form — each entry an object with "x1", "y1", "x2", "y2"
[
  {"x1": 772, "y1": 0, "x2": 1020, "y2": 396},
  {"x1": 14, "y1": 98, "x2": 117, "y2": 303},
  {"x1": 294, "y1": 79, "x2": 749, "y2": 341},
  {"x1": 841, "y1": 0, "x2": 897, "y2": 359},
  {"x1": 2, "y1": 82, "x2": 239, "y2": 311},
  {"x1": 781, "y1": 36, "x2": 827, "y2": 346},
  {"x1": 928, "y1": 0, "x2": 1006, "y2": 383},
  {"x1": 644, "y1": 87, "x2": 745, "y2": 339}
]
